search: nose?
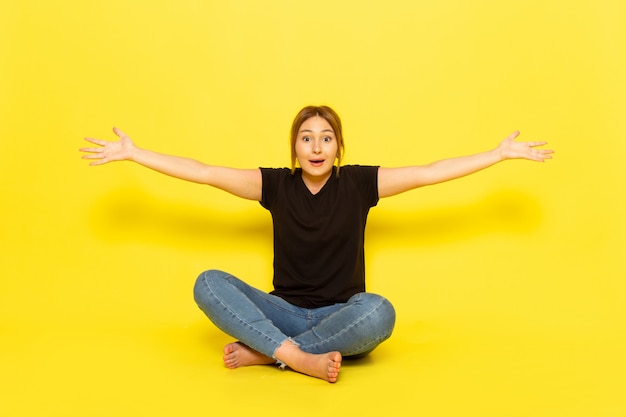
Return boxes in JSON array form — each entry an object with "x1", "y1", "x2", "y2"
[{"x1": 312, "y1": 139, "x2": 321, "y2": 153}]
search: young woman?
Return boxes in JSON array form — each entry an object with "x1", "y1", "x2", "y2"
[{"x1": 80, "y1": 105, "x2": 553, "y2": 383}]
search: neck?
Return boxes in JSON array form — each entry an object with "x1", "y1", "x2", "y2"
[{"x1": 301, "y1": 168, "x2": 334, "y2": 195}]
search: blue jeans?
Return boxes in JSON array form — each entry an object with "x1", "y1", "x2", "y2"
[{"x1": 193, "y1": 269, "x2": 395, "y2": 360}]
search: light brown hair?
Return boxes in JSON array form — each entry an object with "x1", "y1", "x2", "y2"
[{"x1": 290, "y1": 105, "x2": 345, "y2": 175}]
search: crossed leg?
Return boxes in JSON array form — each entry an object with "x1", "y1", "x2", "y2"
[
  {"x1": 223, "y1": 340, "x2": 342, "y2": 383},
  {"x1": 194, "y1": 270, "x2": 393, "y2": 384}
]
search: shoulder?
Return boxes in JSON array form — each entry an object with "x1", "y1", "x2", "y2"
[
  {"x1": 339, "y1": 165, "x2": 379, "y2": 181},
  {"x1": 260, "y1": 167, "x2": 297, "y2": 209},
  {"x1": 260, "y1": 167, "x2": 291, "y2": 175},
  {"x1": 260, "y1": 167, "x2": 293, "y2": 183},
  {"x1": 340, "y1": 164, "x2": 379, "y2": 172},
  {"x1": 338, "y1": 165, "x2": 380, "y2": 205}
]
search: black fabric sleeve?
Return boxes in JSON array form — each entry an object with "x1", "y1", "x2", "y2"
[
  {"x1": 259, "y1": 167, "x2": 288, "y2": 210},
  {"x1": 345, "y1": 165, "x2": 380, "y2": 208}
]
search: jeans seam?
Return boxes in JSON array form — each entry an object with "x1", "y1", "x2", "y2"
[
  {"x1": 199, "y1": 273, "x2": 286, "y2": 356},
  {"x1": 301, "y1": 297, "x2": 391, "y2": 354},
  {"x1": 255, "y1": 294, "x2": 309, "y2": 320}
]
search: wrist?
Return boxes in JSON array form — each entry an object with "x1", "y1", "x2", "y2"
[
  {"x1": 489, "y1": 147, "x2": 505, "y2": 163},
  {"x1": 127, "y1": 145, "x2": 143, "y2": 163}
]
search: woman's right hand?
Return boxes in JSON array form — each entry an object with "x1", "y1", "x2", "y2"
[{"x1": 80, "y1": 127, "x2": 136, "y2": 166}]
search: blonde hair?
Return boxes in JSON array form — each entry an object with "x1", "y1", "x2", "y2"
[{"x1": 290, "y1": 105, "x2": 345, "y2": 175}]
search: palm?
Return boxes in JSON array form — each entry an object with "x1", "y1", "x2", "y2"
[
  {"x1": 103, "y1": 134, "x2": 133, "y2": 161},
  {"x1": 498, "y1": 131, "x2": 553, "y2": 162},
  {"x1": 80, "y1": 127, "x2": 135, "y2": 165}
]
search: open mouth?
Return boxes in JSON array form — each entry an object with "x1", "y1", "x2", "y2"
[{"x1": 309, "y1": 159, "x2": 325, "y2": 167}]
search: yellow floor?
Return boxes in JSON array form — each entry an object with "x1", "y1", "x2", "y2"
[{"x1": 3, "y1": 305, "x2": 624, "y2": 416}]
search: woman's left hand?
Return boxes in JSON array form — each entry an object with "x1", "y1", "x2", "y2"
[{"x1": 497, "y1": 131, "x2": 554, "y2": 162}]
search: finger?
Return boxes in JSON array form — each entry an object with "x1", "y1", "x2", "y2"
[
  {"x1": 79, "y1": 147, "x2": 104, "y2": 153},
  {"x1": 506, "y1": 131, "x2": 520, "y2": 141},
  {"x1": 528, "y1": 141, "x2": 548, "y2": 147},
  {"x1": 113, "y1": 127, "x2": 127, "y2": 138},
  {"x1": 89, "y1": 159, "x2": 107, "y2": 166},
  {"x1": 82, "y1": 153, "x2": 104, "y2": 160},
  {"x1": 84, "y1": 137, "x2": 106, "y2": 146},
  {"x1": 532, "y1": 150, "x2": 553, "y2": 162}
]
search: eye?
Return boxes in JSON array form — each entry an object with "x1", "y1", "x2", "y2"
[
  {"x1": 302, "y1": 136, "x2": 311, "y2": 142},
  {"x1": 323, "y1": 136, "x2": 333, "y2": 142}
]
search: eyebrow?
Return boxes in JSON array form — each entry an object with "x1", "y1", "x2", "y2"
[{"x1": 299, "y1": 129, "x2": 335, "y2": 133}]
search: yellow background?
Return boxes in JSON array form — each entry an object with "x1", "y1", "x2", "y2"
[{"x1": 2, "y1": 1, "x2": 625, "y2": 416}]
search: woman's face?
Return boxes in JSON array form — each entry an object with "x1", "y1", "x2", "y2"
[{"x1": 294, "y1": 116, "x2": 339, "y2": 184}]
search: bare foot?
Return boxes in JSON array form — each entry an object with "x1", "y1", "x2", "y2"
[
  {"x1": 223, "y1": 342, "x2": 274, "y2": 369},
  {"x1": 275, "y1": 341, "x2": 342, "y2": 383}
]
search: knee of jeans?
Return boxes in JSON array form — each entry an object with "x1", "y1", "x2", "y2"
[
  {"x1": 361, "y1": 293, "x2": 396, "y2": 336},
  {"x1": 193, "y1": 269, "x2": 226, "y2": 305}
]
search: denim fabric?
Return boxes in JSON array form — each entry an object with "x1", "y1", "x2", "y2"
[{"x1": 193, "y1": 269, "x2": 396, "y2": 359}]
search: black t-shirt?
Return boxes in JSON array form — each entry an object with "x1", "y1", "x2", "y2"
[{"x1": 260, "y1": 165, "x2": 379, "y2": 308}]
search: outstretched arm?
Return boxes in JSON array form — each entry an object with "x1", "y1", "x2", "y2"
[
  {"x1": 80, "y1": 127, "x2": 262, "y2": 201},
  {"x1": 378, "y1": 131, "x2": 554, "y2": 198}
]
